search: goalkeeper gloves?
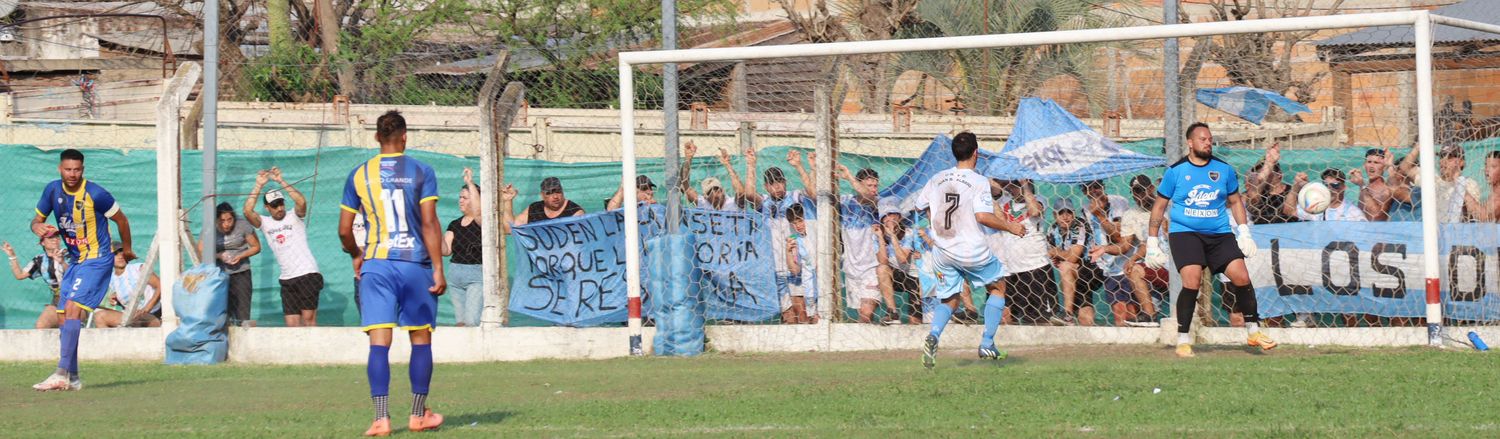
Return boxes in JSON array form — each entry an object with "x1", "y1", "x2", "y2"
[
  {"x1": 1144, "y1": 237, "x2": 1168, "y2": 269},
  {"x1": 1235, "y1": 224, "x2": 1258, "y2": 259}
]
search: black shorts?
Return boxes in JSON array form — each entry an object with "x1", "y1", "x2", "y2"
[
  {"x1": 890, "y1": 269, "x2": 921, "y2": 318},
  {"x1": 1168, "y1": 232, "x2": 1244, "y2": 275},
  {"x1": 279, "y1": 273, "x2": 324, "y2": 315},
  {"x1": 1005, "y1": 265, "x2": 1058, "y2": 323},
  {"x1": 1075, "y1": 260, "x2": 1104, "y2": 311}
]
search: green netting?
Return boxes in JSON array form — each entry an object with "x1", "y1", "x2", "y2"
[{"x1": 2, "y1": 138, "x2": 1495, "y2": 328}]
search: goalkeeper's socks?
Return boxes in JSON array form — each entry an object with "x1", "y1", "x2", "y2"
[
  {"x1": 58, "y1": 319, "x2": 81, "y2": 375},
  {"x1": 1176, "y1": 288, "x2": 1199, "y2": 334},
  {"x1": 411, "y1": 394, "x2": 427, "y2": 417},
  {"x1": 928, "y1": 298, "x2": 954, "y2": 339},
  {"x1": 1177, "y1": 333, "x2": 1192, "y2": 345},
  {"x1": 372, "y1": 395, "x2": 390, "y2": 420},
  {"x1": 981, "y1": 296, "x2": 1005, "y2": 347},
  {"x1": 1245, "y1": 322, "x2": 1260, "y2": 335}
]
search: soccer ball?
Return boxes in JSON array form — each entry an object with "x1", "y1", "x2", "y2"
[{"x1": 1299, "y1": 182, "x2": 1332, "y2": 214}]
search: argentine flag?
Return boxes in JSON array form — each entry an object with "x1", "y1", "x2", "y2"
[{"x1": 1196, "y1": 86, "x2": 1311, "y2": 125}]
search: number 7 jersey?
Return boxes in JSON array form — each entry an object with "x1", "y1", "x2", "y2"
[
  {"x1": 916, "y1": 167, "x2": 996, "y2": 266},
  {"x1": 341, "y1": 152, "x2": 440, "y2": 265}
]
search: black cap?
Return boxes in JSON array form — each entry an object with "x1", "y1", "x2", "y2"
[
  {"x1": 855, "y1": 168, "x2": 878, "y2": 181},
  {"x1": 540, "y1": 177, "x2": 563, "y2": 194},
  {"x1": 635, "y1": 175, "x2": 655, "y2": 190},
  {"x1": 763, "y1": 166, "x2": 786, "y2": 184}
]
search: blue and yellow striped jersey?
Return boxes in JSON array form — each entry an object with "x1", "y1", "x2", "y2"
[
  {"x1": 341, "y1": 153, "x2": 440, "y2": 265},
  {"x1": 35, "y1": 179, "x2": 118, "y2": 262}
]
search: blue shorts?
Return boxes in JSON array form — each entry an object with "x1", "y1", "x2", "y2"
[
  {"x1": 775, "y1": 272, "x2": 793, "y2": 295},
  {"x1": 931, "y1": 255, "x2": 1006, "y2": 301},
  {"x1": 60, "y1": 256, "x2": 113, "y2": 312},
  {"x1": 1104, "y1": 274, "x2": 1134, "y2": 304},
  {"x1": 359, "y1": 259, "x2": 437, "y2": 332}
]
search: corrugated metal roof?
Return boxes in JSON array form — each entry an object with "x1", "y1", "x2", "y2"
[{"x1": 1316, "y1": 0, "x2": 1500, "y2": 47}]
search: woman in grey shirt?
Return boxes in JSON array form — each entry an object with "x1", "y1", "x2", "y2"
[{"x1": 204, "y1": 202, "x2": 260, "y2": 326}]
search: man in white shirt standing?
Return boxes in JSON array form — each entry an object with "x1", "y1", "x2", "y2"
[
  {"x1": 989, "y1": 179, "x2": 1057, "y2": 325},
  {"x1": 245, "y1": 167, "x2": 324, "y2": 327},
  {"x1": 918, "y1": 132, "x2": 1025, "y2": 369}
]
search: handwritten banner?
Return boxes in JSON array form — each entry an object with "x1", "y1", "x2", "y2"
[
  {"x1": 508, "y1": 204, "x2": 779, "y2": 326},
  {"x1": 1247, "y1": 222, "x2": 1500, "y2": 321}
]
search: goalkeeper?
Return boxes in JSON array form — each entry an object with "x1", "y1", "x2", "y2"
[{"x1": 1144, "y1": 123, "x2": 1276, "y2": 358}]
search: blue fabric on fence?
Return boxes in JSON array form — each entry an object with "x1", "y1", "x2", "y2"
[
  {"x1": 651, "y1": 233, "x2": 705, "y2": 356},
  {"x1": 165, "y1": 264, "x2": 229, "y2": 365}
]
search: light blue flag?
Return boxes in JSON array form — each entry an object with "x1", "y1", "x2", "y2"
[
  {"x1": 1196, "y1": 86, "x2": 1311, "y2": 125},
  {"x1": 985, "y1": 97, "x2": 1165, "y2": 184}
]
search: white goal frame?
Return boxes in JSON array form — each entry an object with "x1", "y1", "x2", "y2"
[{"x1": 617, "y1": 11, "x2": 1500, "y2": 351}]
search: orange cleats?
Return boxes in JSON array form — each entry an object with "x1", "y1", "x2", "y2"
[
  {"x1": 409, "y1": 409, "x2": 444, "y2": 432},
  {"x1": 1248, "y1": 331, "x2": 1279, "y2": 351},
  {"x1": 363, "y1": 418, "x2": 391, "y2": 437}
]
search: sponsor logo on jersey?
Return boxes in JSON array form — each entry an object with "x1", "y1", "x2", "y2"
[{"x1": 1185, "y1": 185, "x2": 1220, "y2": 207}]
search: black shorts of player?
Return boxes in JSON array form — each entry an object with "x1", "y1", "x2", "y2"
[
  {"x1": 279, "y1": 272, "x2": 325, "y2": 315},
  {"x1": 890, "y1": 269, "x2": 921, "y2": 320},
  {"x1": 1005, "y1": 265, "x2": 1058, "y2": 324},
  {"x1": 1168, "y1": 232, "x2": 1245, "y2": 275}
]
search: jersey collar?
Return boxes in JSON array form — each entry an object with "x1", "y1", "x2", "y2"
[
  {"x1": 375, "y1": 152, "x2": 405, "y2": 158},
  {"x1": 63, "y1": 179, "x2": 88, "y2": 197}
]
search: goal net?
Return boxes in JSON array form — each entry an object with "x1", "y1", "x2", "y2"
[{"x1": 611, "y1": 9, "x2": 1500, "y2": 351}]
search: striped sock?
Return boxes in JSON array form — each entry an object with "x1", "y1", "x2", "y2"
[
  {"x1": 372, "y1": 395, "x2": 390, "y2": 420},
  {"x1": 411, "y1": 394, "x2": 427, "y2": 417}
]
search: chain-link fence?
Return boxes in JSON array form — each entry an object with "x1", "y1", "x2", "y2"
[{"x1": 3, "y1": 4, "x2": 1500, "y2": 355}]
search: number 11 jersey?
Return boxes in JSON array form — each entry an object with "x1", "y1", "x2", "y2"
[
  {"x1": 341, "y1": 152, "x2": 440, "y2": 265},
  {"x1": 917, "y1": 167, "x2": 996, "y2": 266}
]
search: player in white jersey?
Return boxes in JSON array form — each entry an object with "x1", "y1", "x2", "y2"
[{"x1": 917, "y1": 132, "x2": 1025, "y2": 369}]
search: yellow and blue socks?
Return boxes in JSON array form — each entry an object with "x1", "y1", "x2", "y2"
[
  {"x1": 410, "y1": 344, "x2": 433, "y2": 416},
  {"x1": 368, "y1": 345, "x2": 391, "y2": 420},
  {"x1": 981, "y1": 296, "x2": 1005, "y2": 348}
]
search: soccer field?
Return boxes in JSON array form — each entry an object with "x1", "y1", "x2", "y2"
[{"x1": 2, "y1": 346, "x2": 1497, "y2": 437}]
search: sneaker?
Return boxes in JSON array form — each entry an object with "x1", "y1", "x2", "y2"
[
  {"x1": 31, "y1": 373, "x2": 69, "y2": 392},
  {"x1": 921, "y1": 334, "x2": 938, "y2": 370},
  {"x1": 67, "y1": 377, "x2": 83, "y2": 391},
  {"x1": 409, "y1": 409, "x2": 444, "y2": 432},
  {"x1": 364, "y1": 418, "x2": 392, "y2": 437},
  {"x1": 1124, "y1": 314, "x2": 1160, "y2": 328},
  {"x1": 1175, "y1": 344, "x2": 1195, "y2": 358},
  {"x1": 978, "y1": 345, "x2": 1007, "y2": 361},
  {"x1": 1047, "y1": 312, "x2": 1070, "y2": 326},
  {"x1": 1247, "y1": 331, "x2": 1279, "y2": 351},
  {"x1": 1289, "y1": 316, "x2": 1311, "y2": 328}
]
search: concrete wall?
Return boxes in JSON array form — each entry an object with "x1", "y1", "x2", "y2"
[
  {"x1": 0, "y1": 100, "x2": 1341, "y2": 160},
  {"x1": 0, "y1": 324, "x2": 1485, "y2": 364}
]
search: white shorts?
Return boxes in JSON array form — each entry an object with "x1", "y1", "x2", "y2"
[
  {"x1": 931, "y1": 254, "x2": 1006, "y2": 301},
  {"x1": 844, "y1": 269, "x2": 880, "y2": 307}
]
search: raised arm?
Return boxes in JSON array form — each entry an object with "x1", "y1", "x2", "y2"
[
  {"x1": 716, "y1": 147, "x2": 748, "y2": 200},
  {"x1": 244, "y1": 169, "x2": 267, "y2": 229},
  {"x1": 271, "y1": 167, "x2": 309, "y2": 218},
  {"x1": 500, "y1": 184, "x2": 520, "y2": 233},
  {"x1": 1282, "y1": 172, "x2": 1308, "y2": 217},
  {"x1": 1021, "y1": 180, "x2": 1043, "y2": 218},
  {"x1": 3, "y1": 242, "x2": 28, "y2": 280},
  {"x1": 743, "y1": 144, "x2": 762, "y2": 204},
  {"x1": 681, "y1": 140, "x2": 700, "y2": 204},
  {"x1": 788, "y1": 150, "x2": 814, "y2": 193}
]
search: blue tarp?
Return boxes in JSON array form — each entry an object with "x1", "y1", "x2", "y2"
[{"x1": 1196, "y1": 86, "x2": 1312, "y2": 125}]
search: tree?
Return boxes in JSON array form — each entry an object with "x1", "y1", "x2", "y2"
[
  {"x1": 909, "y1": 0, "x2": 1139, "y2": 117},
  {"x1": 473, "y1": 0, "x2": 735, "y2": 108}
]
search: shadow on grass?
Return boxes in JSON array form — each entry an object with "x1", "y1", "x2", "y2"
[
  {"x1": 445, "y1": 410, "x2": 517, "y2": 428},
  {"x1": 89, "y1": 379, "x2": 157, "y2": 389}
]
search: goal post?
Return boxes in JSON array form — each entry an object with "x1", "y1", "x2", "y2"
[{"x1": 617, "y1": 10, "x2": 1500, "y2": 352}]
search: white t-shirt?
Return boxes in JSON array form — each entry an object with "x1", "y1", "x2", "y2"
[
  {"x1": 1085, "y1": 195, "x2": 1129, "y2": 277},
  {"x1": 259, "y1": 210, "x2": 320, "y2": 280},
  {"x1": 1435, "y1": 176, "x2": 1480, "y2": 223},
  {"x1": 917, "y1": 168, "x2": 996, "y2": 267},
  {"x1": 839, "y1": 195, "x2": 880, "y2": 280},
  {"x1": 993, "y1": 194, "x2": 1049, "y2": 274},
  {"x1": 110, "y1": 262, "x2": 158, "y2": 313},
  {"x1": 695, "y1": 196, "x2": 741, "y2": 212},
  {"x1": 1297, "y1": 199, "x2": 1367, "y2": 221}
]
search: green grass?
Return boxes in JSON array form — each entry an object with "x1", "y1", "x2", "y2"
[{"x1": 2, "y1": 346, "x2": 1498, "y2": 437}]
